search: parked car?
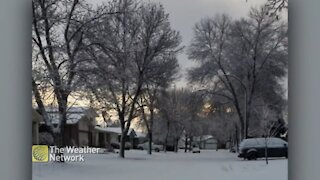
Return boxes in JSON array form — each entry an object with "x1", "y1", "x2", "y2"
[
  {"x1": 110, "y1": 142, "x2": 132, "y2": 150},
  {"x1": 192, "y1": 145, "x2": 200, "y2": 153},
  {"x1": 238, "y1": 137, "x2": 288, "y2": 160},
  {"x1": 137, "y1": 142, "x2": 163, "y2": 152}
]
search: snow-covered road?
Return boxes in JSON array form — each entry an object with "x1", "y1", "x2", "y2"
[{"x1": 33, "y1": 150, "x2": 287, "y2": 180}]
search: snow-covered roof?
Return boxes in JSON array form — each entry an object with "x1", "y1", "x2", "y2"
[
  {"x1": 45, "y1": 106, "x2": 97, "y2": 114},
  {"x1": 179, "y1": 135, "x2": 216, "y2": 142},
  {"x1": 192, "y1": 135, "x2": 215, "y2": 142},
  {"x1": 43, "y1": 106, "x2": 98, "y2": 125},
  {"x1": 94, "y1": 126, "x2": 136, "y2": 136},
  {"x1": 201, "y1": 135, "x2": 214, "y2": 141},
  {"x1": 47, "y1": 112, "x2": 84, "y2": 124}
]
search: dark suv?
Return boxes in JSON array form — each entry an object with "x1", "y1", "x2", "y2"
[{"x1": 238, "y1": 137, "x2": 288, "y2": 160}]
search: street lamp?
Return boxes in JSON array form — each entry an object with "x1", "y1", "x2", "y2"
[{"x1": 222, "y1": 74, "x2": 247, "y2": 139}]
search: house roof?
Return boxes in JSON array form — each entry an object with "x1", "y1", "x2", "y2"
[
  {"x1": 179, "y1": 135, "x2": 216, "y2": 142},
  {"x1": 41, "y1": 106, "x2": 98, "y2": 125},
  {"x1": 94, "y1": 126, "x2": 136, "y2": 136},
  {"x1": 200, "y1": 135, "x2": 215, "y2": 141}
]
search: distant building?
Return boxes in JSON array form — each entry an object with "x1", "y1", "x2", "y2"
[
  {"x1": 93, "y1": 126, "x2": 139, "y2": 148},
  {"x1": 178, "y1": 135, "x2": 218, "y2": 150},
  {"x1": 193, "y1": 135, "x2": 218, "y2": 150},
  {"x1": 38, "y1": 106, "x2": 98, "y2": 147}
]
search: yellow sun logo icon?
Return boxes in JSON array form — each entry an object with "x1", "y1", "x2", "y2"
[{"x1": 32, "y1": 145, "x2": 49, "y2": 162}]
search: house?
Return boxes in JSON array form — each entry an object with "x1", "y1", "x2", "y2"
[
  {"x1": 177, "y1": 135, "x2": 218, "y2": 150},
  {"x1": 197, "y1": 135, "x2": 218, "y2": 150},
  {"x1": 39, "y1": 106, "x2": 99, "y2": 147},
  {"x1": 32, "y1": 108, "x2": 43, "y2": 145},
  {"x1": 188, "y1": 135, "x2": 218, "y2": 149},
  {"x1": 93, "y1": 126, "x2": 138, "y2": 148}
]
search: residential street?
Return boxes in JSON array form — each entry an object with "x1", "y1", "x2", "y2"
[{"x1": 33, "y1": 150, "x2": 287, "y2": 180}]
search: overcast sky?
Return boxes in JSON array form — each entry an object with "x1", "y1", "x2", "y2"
[{"x1": 91, "y1": 0, "x2": 287, "y2": 92}]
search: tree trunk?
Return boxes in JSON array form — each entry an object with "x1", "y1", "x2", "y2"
[
  {"x1": 164, "y1": 120, "x2": 170, "y2": 153},
  {"x1": 32, "y1": 79, "x2": 54, "y2": 132},
  {"x1": 148, "y1": 131, "x2": 152, "y2": 155},
  {"x1": 184, "y1": 134, "x2": 188, "y2": 153},
  {"x1": 220, "y1": 71, "x2": 246, "y2": 140},
  {"x1": 148, "y1": 107, "x2": 154, "y2": 155},
  {"x1": 245, "y1": 108, "x2": 251, "y2": 139},
  {"x1": 235, "y1": 125, "x2": 239, "y2": 152},
  {"x1": 57, "y1": 97, "x2": 68, "y2": 147},
  {"x1": 53, "y1": 133, "x2": 63, "y2": 147},
  {"x1": 174, "y1": 138, "x2": 179, "y2": 153},
  {"x1": 232, "y1": 102, "x2": 245, "y2": 140},
  {"x1": 189, "y1": 137, "x2": 193, "y2": 152},
  {"x1": 54, "y1": 100, "x2": 67, "y2": 163},
  {"x1": 52, "y1": 132, "x2": 65, "y2": 162},
  {"x1": 240, "y1": 120, "x2": 245, "y2": 141},
  {"x1": 265, "y1": 138, "x2": 269, "y2": 164},
  {"x1": 119, "y1": 132, "x2": 126, "y2": 158},
  {"x1": 164, "y1": 135, "x2": 168, "y2": 153}
]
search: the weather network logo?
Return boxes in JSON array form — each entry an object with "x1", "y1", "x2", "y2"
[
  {"x1": 32, "y1": 145, "x2": 49, "y2": 162},
  {"x1": 32, "y1": 145, "x2": 100, "y2": 162}
]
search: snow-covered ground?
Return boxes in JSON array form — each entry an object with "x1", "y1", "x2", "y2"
[{"x1": 33, "y1": 150, "x2": 287, "y2": 180}]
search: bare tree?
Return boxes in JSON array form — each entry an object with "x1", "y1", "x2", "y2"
[
  {"x1": 32, "y1": 0, "x2": 109, "y2": 147},
  {"x1": 155, "y1": 88, "x2": 205, "y2": 152},
  {"x1": 246, "y1": 0, "x2": 288, "y2": 19},
  {"x1": 195, "y1": 91, "x2": 242, "y2": 151},
  {"x1": 139, "y1": 65, "x2": 179, "y2": 155},
  {"x1": 253, "y1": 101, "x2": 278, "y2": 164},
  {"x1": 231, "y1": 6, "x2": 287, "y2": 138},
  {"x1": 82, "y1": 0, "x2": 182, "y2": 158},
  {"x1": 187, "y1": 7, "x2": 287, "y2": 140},
  {"x1": 265, "y1": 0, "x2": 288, "y2": 19},
  {"x1": 139, "y1": 90, "x2": 157, "y2": 155},
  {"x1": 187, "y1": 14, "x2": 248, "y2": 140},
  {"x1": 180, "y1": 91, "x2": 204, "y2": 152}
]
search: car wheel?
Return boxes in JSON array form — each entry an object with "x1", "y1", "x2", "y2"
[
  {"x1": 247, "y1": 152, "x2": 257, "y2": 160},
  {"x1": 155, "y1": 148, "x2": 160, "y2": 152}
]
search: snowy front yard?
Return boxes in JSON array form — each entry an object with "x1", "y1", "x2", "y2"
[{"x1": 33, "y1": 150, "x2": 287, "y2": 180}]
